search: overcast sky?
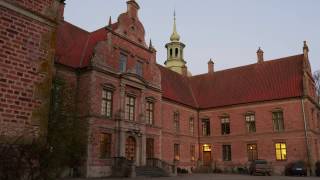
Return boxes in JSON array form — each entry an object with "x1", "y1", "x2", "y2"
[{"x1": 64, "y1": 0, "x2": 319, "y2": 75}]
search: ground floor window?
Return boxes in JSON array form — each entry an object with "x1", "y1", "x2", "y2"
[
  {"x1": 190, "y1": 144, "x2": 195, "y2": 161},
  {"x1": 222, "y1": 145, "x2": 232, "y2": 161},
  {"x1": 100, "y1": 133, "x2": 112, "y2": 159},
  {"x1": 247, "y1": 144, "x2": 258, "y2": 161},
  {"x1": 275, "y1": 143, "x2": 287, "y2": 161},
  {"x1": 174, "y1": 144, "x2": 180, "y2": 161}
]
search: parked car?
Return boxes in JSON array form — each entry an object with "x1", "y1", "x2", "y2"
[
  {"x1": 285, "y1": 161, "x2": 307, "y2": 176},
  {"x1": 249, "y1": 160, "x2": 272, "y2": 176}
]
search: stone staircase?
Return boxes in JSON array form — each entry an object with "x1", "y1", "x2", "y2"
[{"x1": 136, "y1": 166, "x2": 168, "y2": 177}]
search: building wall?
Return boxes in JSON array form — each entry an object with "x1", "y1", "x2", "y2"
[
  {"x1": 0, "y1": 0, "x2": 63, "y2": 139},
  {"x1": 197, "y1": 98, "x2": 319, "y2": 174}
]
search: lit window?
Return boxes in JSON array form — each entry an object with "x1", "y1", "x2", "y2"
[
  {"x1": 119, "y1": 53, "x2": 127, "y2": 73},
  {"x1": 275, "y1": 143, "x2": 287, "y2": 161},
  {"x1": 245, "y1": 113, "x2": 256, "y2": 133},
  {"x1": 146, "y1": 101, "x2": 154, "y2": 125},
  {"x1": 100, "y1": 133, "x2": 112, "y2": 159},
  {"x1": 223, "y1": 145, "x2": 232, "y2": 161},
  {"x1": 273, "y1": 111, "x2": 284, "y2": 132},
  {"x1": 174, "y1": 144, "x2": 180, "y2": 161},
  {"x1": 221, "y1": 116, "x2": 230, "y2": 135},
  {"x1": 247, "y1": 144, "x2": 258, "y2": 161},
  {"x1": 126, "y1": 96, "x2": 135, "y2": 121},
  {"x1": 101, "y1": 89, "x2": 113, "y2": 118}
]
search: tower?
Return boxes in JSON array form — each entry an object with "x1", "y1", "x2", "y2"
[{"x1": 165, "y1": 11, "x2": 186, "y2": 75}]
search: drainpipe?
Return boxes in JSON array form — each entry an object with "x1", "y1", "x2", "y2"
[
  {"x1": 301, "y1": 98, "x2": 312, "y2": 176},
  {"x1": 197, "y1": 109, "x2": 201, "y2": 167}
]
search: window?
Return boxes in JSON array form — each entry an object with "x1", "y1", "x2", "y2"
[
  {"x1": 146, "y1": 138, "x2": 154, "y2": 158},
  {"x1": 126, "y1": 96, "x2": 135, "y2": 121},
  {"x1": 245, "y1": 113, "x2": 256, "y2": 133},
  {"x1": 174, "y1": 144, "x2": 180, "y2": 161},
  {"x1": 119, "y1": 53, "x2": 127, "y2": 73},
  {"x1": 275, "y1": 143, "x2": 287, "y2": 161},
  {"x1": 222, "y1": 145, "x2": 232, "y2": 161},
  {"x1": 202, "y1": 119, "x2": 210, "y2": 136},
  {"x1": 190, "y1": 144, "x2": 195, "y2": 161},
  {"x1": 189, "y1": 117, "x2": 194, "y2": 136},
  {"x1": 221, "y1": 116, "x2": 230, "y2": 135},
  {"x1": 135, "y1": 61, "x2": 143, "y2": 76},
  {"x1": 146, "y1": 101, "x2": 154, "y2": 125},
  {"x1": 175, "y1": 48, "x2": 178, "y2": 57},
  {"x1": 173, "y1": 111, "x2": 180, "y2": 132},
  {"x1": 247, "y1": 144, "x2": 258, "y2": 161},
  {"x1": 273, "y1": 111, "x2": 284, "y2": 132},
  {"x1": 100, "y1": 133, "x2": 112, "y2": 159},
  {"x1": 101, "y1": 89, "x2": 113, "y2": 118},
  {"x1": 170, "y1": 48, "x2": 173, "y2": 57}
]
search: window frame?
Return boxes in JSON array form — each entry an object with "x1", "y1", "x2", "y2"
[
  {"x1": 222, "y1": 144, "x2": 232, "y2": 161},
  {"x1": 135, "y1": 61, "x2": 143, "y2": 76},
  {"x1": 119, "y1": 53, "x2": 128, "y2": 73},
  {"x1": 245, "y1": 112, "x2": 256, "y2": 133},
  {"x1": 221, "y1": 116, "x2": 230, "y2": 135},
  {"x1": 174, "y1": 143, "x2": 180, "y2": 161},
  {"x1": 247, "y1": 144, "x2": 258, "y2": 161},
  {"x1": 275, "y1": 142, "x2": 287, "y2": 161},
  {"x1": 100, "y1": 133, "x2": 112, "y2": 159},
  {"x1": 190, "y1": 144, "x2": 195, "y2": 161},
  {"x1": 145, "y1": 100, "x2": 154, "y2": 125},
  {"x1": 189, "y1": 116, "x2": 195, "y2": 136},
  {"x1": 272, "y1": 110, "x2": 285, "y2": 132},
  {"x1": 126, "y1": 95, "x2": 136, "y2": 121},
  {"x1": 202, "y1": 118, "x2": 211, "y2": 136},
  {"x1": 101, "y1": 89, "x2": 113, "y2": 118},
  {"x1": 173, "y1": 111, "x2": 180, "y2": 132}
]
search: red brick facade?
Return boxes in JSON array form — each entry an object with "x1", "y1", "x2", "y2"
[
  {"x1": 2, "y1": 0, "x2": 320, "y2": 178},
  {"x1": 0, "y1": 0, "x2": 64, "y2": 138}
]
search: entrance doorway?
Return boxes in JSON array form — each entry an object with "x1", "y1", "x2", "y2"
[
  {"x1": 202, "y1": 144, "x2": 212, "y2": 166},
  {"x1": 125, "y1": 136, "x2": 136, "y2": 161},
  {"x1": 146, "y1": 138, "x2": 154, "y2": 158}
]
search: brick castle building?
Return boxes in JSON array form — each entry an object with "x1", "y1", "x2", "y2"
[{"x1": 1, "y1": 0, "x2": 320, "y2": 178}]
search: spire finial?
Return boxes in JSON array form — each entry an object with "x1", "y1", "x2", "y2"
[
  {"x1": 108, "y1": 16, "x2": 112, "y2": 26},
  {"x1": 170, "y1": 9, "x2": 180, "y2": 42}
]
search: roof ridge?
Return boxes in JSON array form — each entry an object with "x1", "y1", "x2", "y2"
[
  {"x1": 63, "y1": 20, "x2": 89, "y2": 33},
  {"x1": 190, "y1": 54, "x2": 304, "y2": 78}
]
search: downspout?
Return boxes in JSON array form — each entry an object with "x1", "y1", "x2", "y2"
[
  {"x1": 197, "y1": 109, "x2": 201, "y2": 166},
  {"x1": 301, "y1": 98, "x2": 312, "y2": 175}
]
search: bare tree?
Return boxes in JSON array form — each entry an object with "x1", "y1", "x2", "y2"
[{"x1": 314, "y1": 70, "x2": 320, "y2": 104}]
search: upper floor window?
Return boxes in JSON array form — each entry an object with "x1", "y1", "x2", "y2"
[
  {"x1": 100, "y1": 133, "x2": 112, "y2": 159},
  {"x1": 273, "y1": 110, "x2": 284, "y2": 132},
  {"x1": 221, "y1": 116, "x2": 230, "y2": 135},
  {"x1": 245, "y1": 113, "x2": 256, "y2": 133},
  {"x1": 101, "y1": 89, "x2": 113, "y2": 118},
  {"x1": 222, "y1": 145, "x2": 232, "y2": 161},
  {"x1": 119, "y1": 53, "x2": 127, "y2": 73},
  {"x1": 202, "y1": 119, "x2": 211, "y2": 136},
  {"x1": 175, "y1": 48, "x2": 178, "y2": 57},
  {"x1": 135, "y1": 61, "x2": 143, "y2": 76},
  {"x1": 173, "y1": 111, "x2": 180, "y2": 132},
  {"x1": 189, "y1": 117, "x2": 194, "y2": 136},
  {"x1": 126, "y1": 96, "x2": 135, "y2": 121},
  {"x1": 145, "y1": 101, "x2": 154, "y2": 125},
  {"x1": 275, "y1": 143, "x2": 287, "y2": 161}
]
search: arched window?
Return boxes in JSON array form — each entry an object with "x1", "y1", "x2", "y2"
[
  {"x1": 170, "y1": 48, "x2": 173, "y2": 57},
  {"x1": 175, "y1": 48, "x2": 179, "y2": 57}
]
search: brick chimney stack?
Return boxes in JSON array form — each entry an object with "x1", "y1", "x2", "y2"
[
  {"x1": 208, "y1": 59, "x2": 214, "y2": 74},
  {"x1": 257, "y1": 47, "x2": 264, "y2": 63}
]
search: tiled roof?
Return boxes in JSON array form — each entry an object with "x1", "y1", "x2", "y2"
[
  {"x1": 158, "y1": 65, "x2": 198, "y2": 107},
  {"x1": 189, "y1": 54, "x2": 304, "y2": 109}
]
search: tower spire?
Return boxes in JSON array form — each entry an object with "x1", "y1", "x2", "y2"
[{"x1": 170, "y1": 10, "x2": 180, "y2": 42}]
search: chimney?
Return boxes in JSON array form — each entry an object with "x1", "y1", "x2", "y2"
[
  {"x1": 127, "y1": 0, "x2": 140, "y2": 17},
  {"x1": 257, "y1": 47, "x2": 264, "y2": 63},
  {"x1": 208, "y1": 59, "x2": 214, "y2": 74},
  {"x1": 303, "y1": 40, "x2": 309, "y2": 59},
  {"x1": 182, "y1": 65, "x2": 188, "y2": 76}
]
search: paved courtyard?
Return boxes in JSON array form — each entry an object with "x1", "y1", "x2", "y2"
[{"x1": 63, "y1": 174, "x2": 320, "y2": 180}]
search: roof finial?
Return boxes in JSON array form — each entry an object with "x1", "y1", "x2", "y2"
[
  {"x1": 303, "y1": 40, "x2": 309, "y2": 53},
  {"x1": 149, "y1": 39, "x2": 156, "y2": 52},
  {"x1": 170, "y1": 9, "x2": 180, "y2": 42},
  {"x1": 108, "y1": 16, "x2": 112, "y2": 26}
]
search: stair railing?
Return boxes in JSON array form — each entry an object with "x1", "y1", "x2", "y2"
[{"x1": 146, "y1": 158, "x2": 176, "y2": 175}]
